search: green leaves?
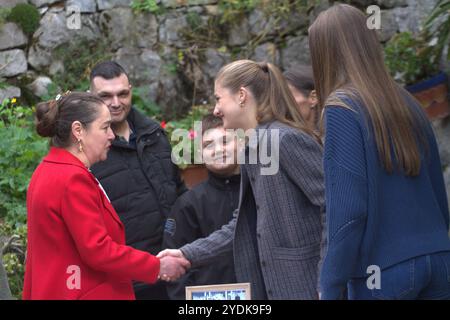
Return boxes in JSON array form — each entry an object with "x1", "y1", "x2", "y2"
[
  {"x1": 131, "y1": 0, "x2": 164, "y2": 15},
  {"x1": 1, "y1": 223, "x2": 27, "y2": 299},
  {"x1": 0, "y1": 100, "x2": 47, "y2": 224},
  {"x1": 218, "y1": 0, "x2": 259, "y2": 25},
  {"x1": 384, "y1": 32, "x2": 439, "y2": 85},
  {"x1": 163, "y1": 104, "x2": 211, "y2": 169},
  {"x1": 7, "y1": 3, "x2": 40, "y2": 36},
  {"x1": 385, "y1": 0, "x2": 450, "y2": 85},
  {"x1": 0, "y1": 100, "x2": 41, "y2": 299},
  {"x1": 132, "y1": 86, "x2": 163, "y2": 120},
  {"x1": 423, "y1": 0, "x2": 450, "y2": 63}
]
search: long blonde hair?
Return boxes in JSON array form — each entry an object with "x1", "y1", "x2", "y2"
[
  {"x1": 309, "y1": 4, "x2": 427, "y2": 176},
  {"x1": 215, "y1": 59, "x2": 320, "y2": 143}
]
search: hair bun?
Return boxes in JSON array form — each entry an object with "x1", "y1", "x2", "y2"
[{"x1": 35, "y1": 100, "x2": 58, "y2": 138}]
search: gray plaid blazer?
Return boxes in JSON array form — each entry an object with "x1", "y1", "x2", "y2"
[{"x1": 181, "y1": 121, "x2": 325, "y2": 300}]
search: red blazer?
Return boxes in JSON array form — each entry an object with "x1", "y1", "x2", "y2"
[{"x1": 23, "y1": 147, "x2": 160, "y2": 300}]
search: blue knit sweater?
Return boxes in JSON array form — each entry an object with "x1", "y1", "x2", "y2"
[{"x1": 320, "y1": 95, "x2": 450, "y2": 299}]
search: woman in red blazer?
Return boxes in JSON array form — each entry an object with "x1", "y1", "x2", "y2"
[{"x1": 23, "y1": 92, "x2": 189, "y2": 300}]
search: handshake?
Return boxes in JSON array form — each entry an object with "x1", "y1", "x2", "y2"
[{"x1": 156, "y1": 249, "x2": 191, "y2": 282}]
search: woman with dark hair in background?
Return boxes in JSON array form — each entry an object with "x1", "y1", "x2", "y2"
[
  {"x1": 283, "y1": 66, "x2": 319, "y2": 132},
  {"x1": 309, "y1": 4, "x2": 450, "y2": 300},
  {"x1": 23, "y1": 92, "x2": 189, "y2": 300}
]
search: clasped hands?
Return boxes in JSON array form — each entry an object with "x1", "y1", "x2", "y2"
[{"x1": 157, "y1": 249, "x2": 190, "y2": 282}]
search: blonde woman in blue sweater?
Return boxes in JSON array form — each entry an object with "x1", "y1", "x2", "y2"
[{"x1": 310, "y1": 4, "x2": 450, "y2": 300}]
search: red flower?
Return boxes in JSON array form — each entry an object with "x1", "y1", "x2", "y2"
[
  {"x1": 188, "y1": 129, "x2": 197, "y2": 140},
  {"x1": 160, "y1": 121, "x2": 166, "y2": 129}
]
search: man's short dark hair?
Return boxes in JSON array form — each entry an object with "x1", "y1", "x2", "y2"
[
  {"x1": 90, "y1": 61, "x2": 129, "y2": 82},
  {"x1": 202, "y1": 114, "x2": 223, "y2": 135}
]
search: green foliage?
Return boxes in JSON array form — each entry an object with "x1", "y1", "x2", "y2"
[
  {"x1": 132, "y1": 86, "x2": 163, "y2": 121},
  {"x1": 384, "y1": 32, "x2": 439, "y2": 86},
  {"x1": 261, "y1": 0, "x2": 314, "y2": 19},
  {"x1": 218, "y1": 0, "x2": 259, "y2": 25},
  {"x1": 180, "y1": 0, "x2": 315, "y2": 55},
  {"x1": 164, "y1": 61, "x2": 179, "y2": 75},
  {"x1": 0, "y1": 8, "x2": 12, "y2": 28},
  {"x1": 1, "y1": 222, "x2": 27, "y2": 299},
  {"x1": 0, "y1": 99, "x2": 47, "y2": 226},
  {"x1": 179, "y1": 15, "x2": 226, "y2": 48},
  {"x1": 40, "y1": 82, "x2": 59, "y2": 102},
  {"x1": 52, "y1": 39, "x2": 113, "y2": 93},
  {"x1": 163, "y1": 105, "x2": 211, "y2": 169},
  {"x1": 217, "y1": 0, "x2": 314, "y2": 26},
  {"x1": 0, "y1": 80, "x2": 8, "y2": 89},
  {"x1": 423, "y1": 0, "x2": 450, "y2": 62},
  {"x1": 186, "y1": 11, "x2": 203, "y2": 31},
  {"x1": 0, "y1": 99, "x2": 44, "y2": 299},
  {"x1": 385, "y1": 1, "x2": 450, "y2": 85},
  {"x1": 131, "y1": 0, "x2": 164, "y2": 14},
  {"x1": 160, "y1": 50, "x2": 183, "y2": 76},
  {"x1": 7, "y1": 3, "x2": 40, "y2": 36}
]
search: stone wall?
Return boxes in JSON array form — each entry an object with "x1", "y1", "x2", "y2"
[
  {"x1": 0, "y1": 0, "x2": 444, "y2": 109},
  {"x1": 0, "y1": 0, "x2": 449, "y2": 199}
]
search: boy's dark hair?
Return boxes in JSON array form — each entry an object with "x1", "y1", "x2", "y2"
[
  {"x1": 283, "y1": 65, "x2": 315, "y2": 96},
  {"x1": 202, "y1": 114, "x2": 223, "y2": 135},
  {"x1": 90, "y1": 61, "x2": 128, "y2": 81}
]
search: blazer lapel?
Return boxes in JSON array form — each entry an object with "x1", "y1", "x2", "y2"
[
  {"x1": 100, "y1": 191, "x2": 124, "y2": 230},
  {"x1": 92, "y1": 175, "x2": 124, "y2": 230}
]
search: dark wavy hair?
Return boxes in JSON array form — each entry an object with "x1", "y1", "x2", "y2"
[{"x1": 35, "y1": 92, "x2": 105, "y2": 147}]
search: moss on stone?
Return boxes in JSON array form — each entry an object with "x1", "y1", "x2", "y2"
[{"x1": 7, "y1": 4, "x2": 40, "y2": 36}]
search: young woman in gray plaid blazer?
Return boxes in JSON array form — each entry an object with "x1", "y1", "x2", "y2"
[{"x1": 159, "y1": 59, "x2": 325, "y2": 300}]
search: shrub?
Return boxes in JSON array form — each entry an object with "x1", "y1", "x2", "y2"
[
  {"x1": 423, "y1": 0, "x2": 450, "y2": 64},
  {"x1": 163, "y1": 104, "x2": 211, "y2": 169},
  {"x1": 132, "y1": 86, "x2": 163, "y2": 121},
  {"x1": 7, "y1": 3, "x2": 40, "y2": 36},
  {"x1": 0, "y1": 98, "x2": 45, "y2": 299},
  {"x1": 1, "y1": 222, "x2": 27, "y2": 299},
  {"x1": 0, "y1": 8, "x2": 11, "y2": 28},
  {"x1": 131, "y1": 0, "x2": 164, "y2": 14},
  {"x1": 384, "y1": 32, "x2": 438, "y2": 86},
  {"x1": 0, "y1": 98, "x2": 47, "y2": 226}
]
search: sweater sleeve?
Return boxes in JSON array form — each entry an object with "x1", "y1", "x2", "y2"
[
  {"x1": 320, "y1": 106, "x2": 368, "y2": 300},
  {"x1": 61, "y1": 172, "x2": 160, "y2": 284},
  {"x1": 180, "y1": 210, "x2": 236, "y2": 267}
]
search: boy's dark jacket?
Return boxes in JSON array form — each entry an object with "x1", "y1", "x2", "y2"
[{"x1": 163, "y1": 172, "x2": 240, "y2": 300}]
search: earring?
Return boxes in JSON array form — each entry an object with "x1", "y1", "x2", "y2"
[
  {"x1": 239, "y1": 101, "x2": 244, "y2": 108},
  {"x1": 78, "y1": 139, "x2": 83, "y2": 153}
]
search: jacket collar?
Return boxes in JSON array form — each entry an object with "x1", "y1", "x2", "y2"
[
  {"x1": 43, "y1": 147, "x2": 89, "y2": 170},
  {"x1": 43, "y1": 147, "x2": 124, "y2": 228},
  {"x1": 207, "y1": 171, "x2": 241, "y2": 190},
  {"x1": 127, "y1": 107, "x2": 160, "y2": 138},
  {"x1": 111, "y1": 107, "x2": 161, "y2": 148}
]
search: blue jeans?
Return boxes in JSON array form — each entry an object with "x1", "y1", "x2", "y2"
[{"x1": 347, "y1": 251, "x2": 450, "y2": 300}]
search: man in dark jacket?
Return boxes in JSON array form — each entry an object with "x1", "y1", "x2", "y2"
[
  {"x1": 89, "y1": 61, "x2": 187, "y2": 299},
  {"x1": 163, "y1": 115, "x2": 241, "y2": 300}
]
